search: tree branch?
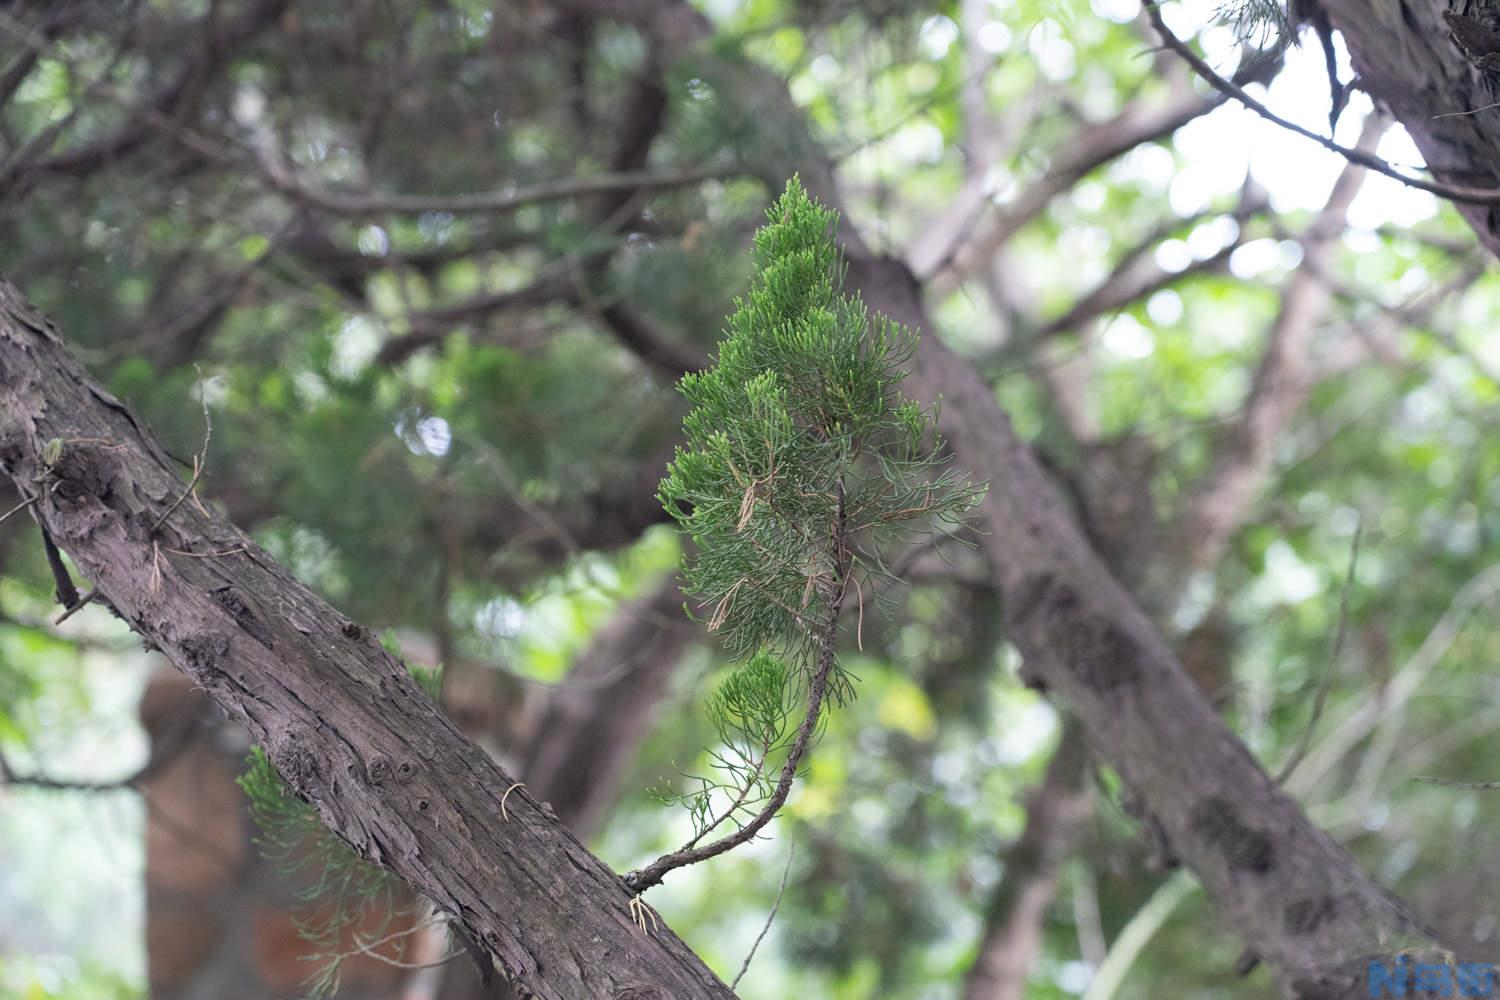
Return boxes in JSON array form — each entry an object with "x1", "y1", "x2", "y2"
[
  {"x1": 260, "y1": 161, "x2": 738, "y2": 219},
  {"x1": 1144, "y1": 1, "x2": 1500, "y2": 205},
  {"x1": 1172, "y1": 112, "x2": 1386, "y2": 577},
  {"x1": 0, "y1": 277, "x2": 735, "y2": 1000}
]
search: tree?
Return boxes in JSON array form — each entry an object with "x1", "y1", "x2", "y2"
[
  {"x1": 2, "y1": 2, "x2": 1498, "y2": 999},
  {"x1": 0, "y1": 278, "x2": 737, "y2": 1000}
]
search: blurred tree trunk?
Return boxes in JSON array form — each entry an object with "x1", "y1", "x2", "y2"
[
  {"x1": 1322, "y1": 0, "x2": 1500, "y2": 256},
  {"x1": 961, "y1": 724, "x2": 1092, "y2": 1000},
  {"x1": 138, "y1": 672, "x2": 425, "y2": 1000}
]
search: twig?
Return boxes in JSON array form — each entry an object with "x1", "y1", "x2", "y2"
[
  {"x1": 0, "y1": 711, "x2": 196, "y2": 792},
  {"x1": 1143, "y1": 1, "x2": 1500, "y2": 206},
  {"x1": 54, "y1": 588, "x2": 99, "y2": 624},
  {"x1": 1413, "y1": 776, "x2": 1500, "y2": 791},
  {"x1": 628, "y1": 895, "x2": 660, "y2": 935},
  {"x1": 259, "y1": 157, "x2": 739, "y2": 218},
  {"x1": 850, "y1": 572, "x2": 865, "y2": 652},
  {"x1": 0, "y1": 494, "x2": 36, "y2": 525},
  {"x1": 38, "y1": 521, "x2": 79, "y2": 609},
  {"x1": 1276, "y1": 519, "x2": 1361, "y2": 784},
  {"x1": 1433, "y1": 102, "x2": 1500, "y2": 120},
  {"x1": 624, "y1": 487, "x2": 850, "y2": 893},
  {"x1": 500, "y1": 781, "x2": 526, "y2": 822},
  {"x1": 730, "y1": 840, "x2": 796, "y2": 989},
  {"x1": 152, "y1": 366, "x2": 212, "y2": 533}
]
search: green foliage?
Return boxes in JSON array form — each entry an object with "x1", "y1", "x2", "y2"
[
  {"x1": 655, "y1": 178, "x2": 983, "y2": 848},
  {"x1": 660, "y1": 177, "x2": 982, "y2": 662},
  {"x1": 708, "y1": 651, "x2": 795, "y2": 756},
  {"x1": 237, "y1": 748, "x2": 409, "y2": 1000}
]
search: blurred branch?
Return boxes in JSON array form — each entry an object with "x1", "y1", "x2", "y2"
[
  {"x1": 0, "y1": 710, "x2": 196, "y2": 793},
  {"x1": 1283, "y1": 561, "x2": 1500, "y2": 799},
  {"x1": 1144, "y1": 0, "x2": 1500, "y2": 205},
  {"x1": 962, "y1": 723, "x2": 1093, "y2": 1000},
  {"x1": 258, "y1": 159, "x2": 740, "y2": 218},
  {"x1": 1022, "y1": 186, "x2": 1267, "y2": 346},
  {"x1": 1171, "y1": 113, "x2": 1387, "y2": 577},
  {"x1": 0, "y1": 0, "x2": 290, "y2": 190},
  {"x1": 521, "y1": 575, "x2": 697, "y2": 837},
  {"x1": 909, "y1": 48, "x2": 1270, "y2": 287}
]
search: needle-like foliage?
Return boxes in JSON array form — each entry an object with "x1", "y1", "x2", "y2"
[
  {"x1": 631, "y1": 178, "x2": 984, "y2": 891},
  {"x1": 1216, "y1": 0, "x2": 1291, "y2": 47}
]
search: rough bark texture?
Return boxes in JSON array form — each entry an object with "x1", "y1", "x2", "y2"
[
  {"x1": 138, "y1": 671, "x2": 424, "y2": 1000},
  {"x1": 437, "y1": 581, "x2": 697, "y2": 1000},
  {"x1": 0, "y1": 278, "x2": 735, "y2": 1000},
  {"x1": 563, "y1": 3, "x2": 1460, "y2": 995},
  {"x1": 1322, "y1": 0, "x2": 1500, "y2": 257}
]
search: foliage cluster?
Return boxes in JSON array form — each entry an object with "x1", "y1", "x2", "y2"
[{"x1": 651, "y1": 179, "x2": 982, "y2": 860}]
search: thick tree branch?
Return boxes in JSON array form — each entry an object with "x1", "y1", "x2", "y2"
[
  {"x1": 1319, "y1": 0, "x2": 1500, "y2": 256},
  {"x1": 0, "y1": 278, "x2": 735, "y2": 1000}
]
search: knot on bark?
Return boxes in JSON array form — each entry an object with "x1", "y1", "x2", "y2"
[
  {"x1": 1009, "y1": 572, "x2": 1144, "y2": 693},
  {"x1": 1191, "y1": 796, "x2": 1275, "y2": 875},
  {"x1": 271, "y1": 738, "x2": 321, "y2": 797},
  {"x1": 365, "y1": 753, "x2": 393, "y2": 785}
]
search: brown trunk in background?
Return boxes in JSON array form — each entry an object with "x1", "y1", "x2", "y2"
[
  {"x1": 521, "y1": 577, "x2": 693, "y2": 836},
  {"x1": 962, "y1": 724, "x2": 1092, "y2": 1000},
  {"x1": 138, "y1": 672, "x2": 421, "y2": 1000}
]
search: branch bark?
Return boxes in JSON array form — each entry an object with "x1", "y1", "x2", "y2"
[
  {"x1": 0, "y1": 278, "x2": 735, "y2": 1000},
  {"x1": 1320, "y1": 0, "x2": 1500, "y2": 257}
]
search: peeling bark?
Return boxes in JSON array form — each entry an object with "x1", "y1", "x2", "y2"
[{"x1": 0, "y1": 278, "x2": 735, "y2": 1000}]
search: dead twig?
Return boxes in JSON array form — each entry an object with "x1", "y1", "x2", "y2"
[{"x1": 152, "y1": 367, "x2": 212, "y2": 533}]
